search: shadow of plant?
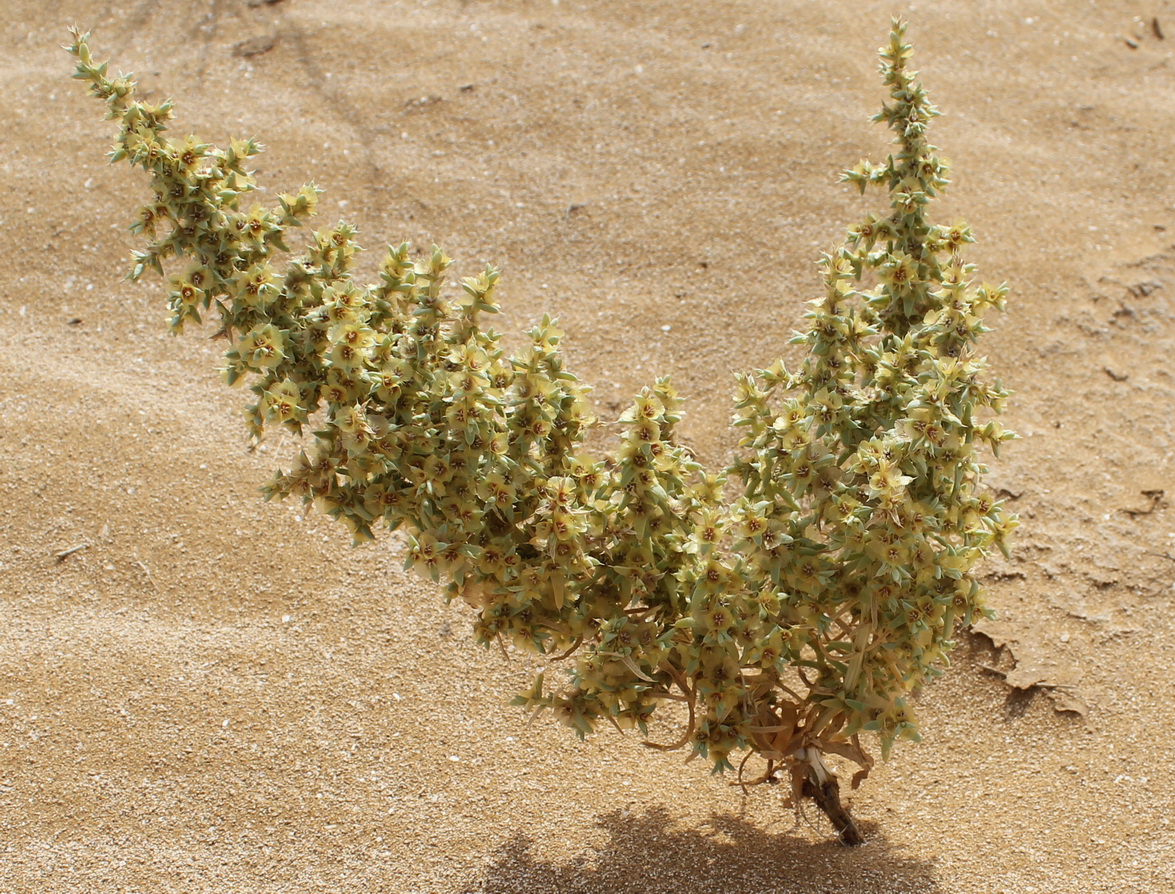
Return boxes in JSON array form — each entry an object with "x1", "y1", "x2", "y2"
[{"x1": 467, "y1": 805, "x2": 942, "y2": 894}]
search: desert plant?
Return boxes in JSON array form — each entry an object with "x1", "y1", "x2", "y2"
[{"x1": 68, "y1": 19, "x2": 1016, "y2": 844}]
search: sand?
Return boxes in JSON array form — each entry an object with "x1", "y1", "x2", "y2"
[{"x1": 2, "y1": 1, "x2": 1174, "y2": 891}]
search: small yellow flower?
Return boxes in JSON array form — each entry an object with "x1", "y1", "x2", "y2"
[
  {"x1": 238, "y1": 324, "x2": 285, "y2": 369},
  {"x1": 879, "y1": 251, "x2": 917, "y2": 288},
  {"x1": 234, "y1": 263, "x2": 277, "y2": 308},
  {"x1": 263, "y1": 379, "x2": 306, "y2": 425}
]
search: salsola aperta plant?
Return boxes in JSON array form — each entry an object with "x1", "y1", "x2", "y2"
[{"x1": 68, "y1": 20, "x2": 1016, "y2": 844}]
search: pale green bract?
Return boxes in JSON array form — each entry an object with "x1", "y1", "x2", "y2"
[{"x1": 68, "y1": 19, "x2": 1017, "y2": 844}]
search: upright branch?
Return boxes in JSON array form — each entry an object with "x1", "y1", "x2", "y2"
[{"x1": 68, "y1": 18, "x2": 1016, "y2": 845}]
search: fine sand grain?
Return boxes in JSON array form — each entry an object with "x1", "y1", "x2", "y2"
[{"x1": 2, "y1": 1, "x2": 1174, "y2": 892}]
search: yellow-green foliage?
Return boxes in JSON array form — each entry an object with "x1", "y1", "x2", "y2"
[{"x1": 69, "y1": 20, "x2": 1016, "y2": 793}]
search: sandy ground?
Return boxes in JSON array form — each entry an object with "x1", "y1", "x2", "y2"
[{"x1": 2, "y1": 0, "x2": 1175, "y2": 891}]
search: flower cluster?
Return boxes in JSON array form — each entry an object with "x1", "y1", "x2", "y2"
[{"x1": 69, "y1": 19, "x2": 1015, "y2": 843}]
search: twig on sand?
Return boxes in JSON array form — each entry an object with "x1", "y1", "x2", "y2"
[
  {"x1": 132, "y1": 551, "x2": 158, "y2": 590},
  {"x1": 978, "y1": 663, "x2": 1008, "y2": 677},
  {"x1": 53, "y1": 543, "x2": 89, "y2": 563}
]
